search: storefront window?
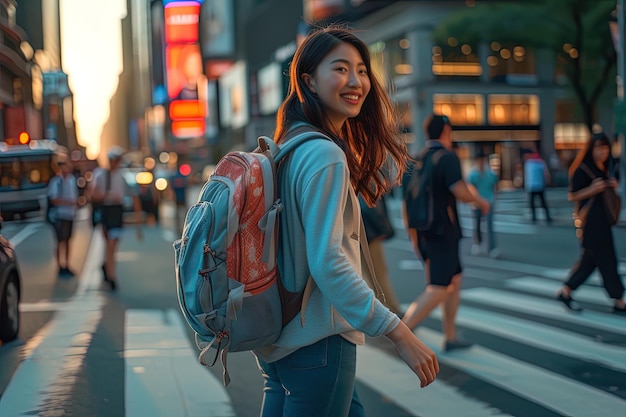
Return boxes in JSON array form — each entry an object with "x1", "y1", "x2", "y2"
[
  {"x1": 387, "y1": 35, "x2": 412, "y2": 77},
  {"x1": 432, "y1": 38, "x2": 481, "y2": 77},
  {"x1": 554, "y1": 123, "x2": 589, "y2": 150},
  {"x1": 488, "y1": 94, "x2": 539, "y2": 125},
  {"x1": 433, "y1": 94, "x2": 484, "y2": 125}
]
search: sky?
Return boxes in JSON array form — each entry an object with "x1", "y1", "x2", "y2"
[{"x1": 59, "y1": 0, "x2": 127, "y2": 160}]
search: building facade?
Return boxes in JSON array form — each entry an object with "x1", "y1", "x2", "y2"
[
  {"x1": 235, "y1": 0, "x2": 615, "y2": 188},
  {"x1": 1, "y1": 0, "x2": 43, "y2": 145}
]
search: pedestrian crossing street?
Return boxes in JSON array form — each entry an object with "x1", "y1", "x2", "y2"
[
  {"x1": 2, "y1": 219, "x2": 625, "y2": 417},
  {"x1": 3, "y1": 260, "x2": 624, "y2": 417}
]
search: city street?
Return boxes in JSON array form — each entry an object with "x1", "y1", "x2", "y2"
[{"x1": 0, "y1": 187, "x2": 625, "y2": 417}]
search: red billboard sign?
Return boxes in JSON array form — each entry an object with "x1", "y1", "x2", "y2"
[{"x1": 164, "y1": 3, "x2": 201, "y2": 44}]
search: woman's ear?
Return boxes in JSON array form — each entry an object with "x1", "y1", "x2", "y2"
[{"x1": 301, "y1": 73, "x2": 316, "y2": 94}]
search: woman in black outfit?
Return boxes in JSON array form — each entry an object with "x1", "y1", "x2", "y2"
[{"x1": 556, "y1": 132, "x2": 626, "y2": 314}]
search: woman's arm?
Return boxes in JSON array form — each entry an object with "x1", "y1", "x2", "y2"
[{"x1": 568, "y1": 177, "x2": 608, "y2": 202}]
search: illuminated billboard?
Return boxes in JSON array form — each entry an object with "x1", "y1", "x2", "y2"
[
  {"x1": 164, "y1": 2, "x2": 201, "y2": 44},
  {"x1": 164, "y1": 0, "x2": 206, "y2": 139}
]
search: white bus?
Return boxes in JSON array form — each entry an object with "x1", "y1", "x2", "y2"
[{"x1": 0, "y1": 141, "x2": 56, "y2": 220}]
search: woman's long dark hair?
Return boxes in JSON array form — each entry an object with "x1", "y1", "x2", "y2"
[
  {"x1": 274, "y1": 25, "x2": 408, "y2": 206},
  {"x1": 568, "y1": 132, "x2": 611, "y2": 178}
]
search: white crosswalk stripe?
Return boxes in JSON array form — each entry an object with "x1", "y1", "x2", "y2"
[
  {"x1": 414, "y1": 327, "x2": 626, "y2": 417},
  {"x1": 462, "y1": 287, "x2": 626, "y2": 335}
]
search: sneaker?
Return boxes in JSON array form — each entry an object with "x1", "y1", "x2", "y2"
[
  {"x1": 59, "y1": 267, "x2": 74, "y2": 277},
  {"x1": 443, "y1": 339, "x2": 473, "y2": 352},
  {"x1": 489, "y1": 248, "x2": 501, "y2": 259},
  {"x1": 556, "y1": 292, "x2": 583, "y2": 312}
]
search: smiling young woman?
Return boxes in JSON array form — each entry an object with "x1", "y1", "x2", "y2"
[{"x1": 252, "y1": 25, "x2": 439, "y2": 417}]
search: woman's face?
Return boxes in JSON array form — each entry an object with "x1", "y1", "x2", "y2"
[
  {"x1": 592, "y1": 141, "x2": 610, "y2": 163},
  {"x1": 303, "y1": 42, "x2": 371, "y2": 131}
]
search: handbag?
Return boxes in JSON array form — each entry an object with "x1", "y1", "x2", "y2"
[
  {"x1": 359, "y1": 195, "x2": 395, "y2": 242},
  {"x1": 602, "y1": 188, "x2": 621, "y2": 226},
  {"x1": 573, "y1": 197, "x2": 592, "y2": 240}
]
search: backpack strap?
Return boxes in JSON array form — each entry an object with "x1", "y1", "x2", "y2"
[
  {"x1": 258, "y1": 126, "x2": 331, "y2": 163},
  {"x1": 580, "y1": 163, "x2": 597, "y2": 180}
]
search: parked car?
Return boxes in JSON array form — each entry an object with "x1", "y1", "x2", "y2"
[{"x1": 0, "y1": 220, "x2": 20, "y2": 344}]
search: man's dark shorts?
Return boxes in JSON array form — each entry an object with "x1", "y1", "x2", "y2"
[
  {"x1": 54, "y1": 219, "x2": 74, "y2": 242},
  {"x1": 417, "y1": 233, "x2": 462, "y2": 286}
]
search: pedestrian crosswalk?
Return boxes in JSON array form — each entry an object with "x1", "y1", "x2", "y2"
[
  {"x1": 125, "y1": 279, "x2": 626, "y2": 417},
  {"x1": 2, "y1": 228, "x2": 625, "y2": 416},
  {"x1": 355, "y1": 268, "x2": 626, "y2": 416}
]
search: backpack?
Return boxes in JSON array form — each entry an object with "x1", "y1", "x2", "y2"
[
  {"x1": 173, "y1": 129, "x2": 326, "y2": 386},
  {"x1": 403, "y1": 147, "x2": 445, "y2": 235}
]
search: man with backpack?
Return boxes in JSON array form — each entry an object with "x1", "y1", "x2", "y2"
[{"x1": 402, "y1": 114, "x2": 490, "y2": 352}]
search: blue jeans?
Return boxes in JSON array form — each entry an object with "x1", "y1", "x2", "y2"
[
  {"x1": 473, "y1": 207, "x2": 495, "y2": 251},
  {"x1": 256, "y1": 335, "x2": 365, "y2": 417}
]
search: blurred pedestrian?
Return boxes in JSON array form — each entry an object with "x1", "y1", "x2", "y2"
[
  {"x1": 47, "y1": 157, "x2": 79, "y2": 276},
  {"x1": 556, "y1": 132, "x2": 626, "y2": 314},
  {"x1": 87, "y1": 146, "x2": 141, "y2": 290},
  {"x1": 359, "y1": 194, "x2": 402, "y2": 315},
  {"x1": 90, "y1": 166, "x2": 105, "y2": 228},
  {"x1": 402, "y1": 113, "x2": 490, "y2": 352},
  {"x1": 524, "y1": 145, "x2": 552, "y2": 224},
  {"x1": 172, "y1": 169, "x2": 188, "y2": 234},
  {"x1": 138, "y1": 176, "x2": 160, "y2": 225},
  {"x1": 467, "y1": 151, "x2": 499, "y2": 258},
  {"x1": 253, "y1": 26, "x2": 438, "y2": 417}
]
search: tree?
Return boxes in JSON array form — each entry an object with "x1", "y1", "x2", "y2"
[{"x1": 433, "y1": 0, "x2": 617, "y2": 131}]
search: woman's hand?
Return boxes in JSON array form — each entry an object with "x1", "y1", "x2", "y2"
[
  {"x1": 608, "y1": 178, "x2": 619, "y2": 190},
  {"x1": 386, "y1": 321, "x2": 439, "y2": 387},
  {"x1": 589, "y1": 178, "x2": 608, "y2": 195}
]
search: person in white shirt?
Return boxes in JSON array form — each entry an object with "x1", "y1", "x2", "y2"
[
  {"x1": 48, "y1": 158, "x2": 79, "y2": 276},
  {"x1": 88, "y1": 146, "x2": 140, "y2": 290}
]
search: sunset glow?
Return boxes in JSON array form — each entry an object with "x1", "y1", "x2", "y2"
[{"x1": 59, "y1": 0, "x2": 127, "y2": 159}]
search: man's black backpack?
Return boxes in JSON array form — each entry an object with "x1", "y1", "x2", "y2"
[{"x1": 403, "y1": 147, "x2": 445, "y2": 235}]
